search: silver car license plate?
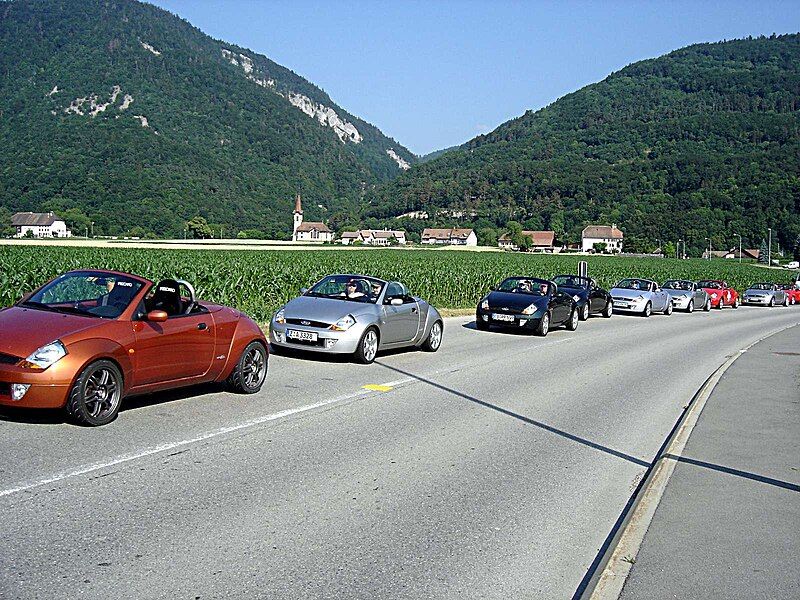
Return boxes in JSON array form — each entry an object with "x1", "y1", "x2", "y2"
[
  {"x1": 613, "y1": 301, "x2": 628, "y2": 308},
  {"x1": 492, "y1": 313, "x2": 515, "y2": 322},
  {"x1": 286, "y1": 329, "x2": 318, "y2": 341}
]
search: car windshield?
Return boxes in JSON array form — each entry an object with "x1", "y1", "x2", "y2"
[
  {"x1": 23, "y1": 271, "x2": 144, "y2": 319},
  {"x1": 615, "y1": 279, "x2": 650, "y2": 291},
  {"x1": 663, "y1": 280, "x2": 693, "y2": 291},
  {"x1": 306, "y1": 275, "x2": 385, "y2": 303},
  {"x1": 496, "y1": 277, "x2": 550, "y2": 296},
  {"x1": 749, "y1": 283, "x2": 773, "y2": 291},
  {"x1": 552, "y1": 275, "x2": 588, "y2": 289},
  {"x1": 698, "y1": 280, "x2": 722, "y2": 289}
]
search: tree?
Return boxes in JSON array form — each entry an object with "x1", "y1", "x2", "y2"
[
  {"x1": 593, "y1": 242, "x2": 607, "y2": 254},
  {"x1": 664, "y1": 241, "x2": 676, "y2": 258},
  {"x1": 477, "y1": 227, "x2": 499, "y2": 247},
  {"x1": 187, "y1": 216, "x2": 213, "y2": 239},
  {"x1": 758, "y1": 238, "x2": 768, "y2": 264},
  {"x1": 793, "y1": 234, "x2": 800, "y2": 261}
]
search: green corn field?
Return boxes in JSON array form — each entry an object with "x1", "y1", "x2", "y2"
[{"x1": 0, "y1": 246, "x2": 786, "y2": 323}]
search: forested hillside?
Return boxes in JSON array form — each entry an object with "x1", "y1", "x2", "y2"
[
  {"x1": 0, "y1": 0, "x2": 415, "y2": 238},
  {"x1": 368, "y1": 35, "x2": 800, "y2": 254}
]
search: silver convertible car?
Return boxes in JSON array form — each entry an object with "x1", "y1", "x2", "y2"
[
  {"x1": 662, "y1": 280, "x2": 710, "y2": 312},
  {"x1": 270, "y1": 274, "x2": 443, "y2": 364},
  {"x1": 610, "y1": 278, "x2": 673, "y2": 316},
  {"x1": 742, "y1": 283, "x2": 789, "y2": 307}
]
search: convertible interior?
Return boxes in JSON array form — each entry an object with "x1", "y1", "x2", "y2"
[{"x1": 145, "y1": 279, "x2": 207, "y2": 317}]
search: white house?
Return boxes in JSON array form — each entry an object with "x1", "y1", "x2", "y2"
[
  {"x1": 291, "y1": 194, "x2": 333, "y2": 243},
  {"x1": 421, "y1": 228, "x2": 477, "y2": 246},
  {"x1": 581, "y1": 224, "x2": 623, "y2": 253},
  {"x1": 11, "y1": 212, "x2": 72, "y2": 238},
  {"x1": 339, "y1": 229, "x2": 407, "y2": 246}
]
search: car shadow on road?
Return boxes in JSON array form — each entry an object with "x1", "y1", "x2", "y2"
[
  {"x1": 373, "y1": 360, "x2": 649, "y2": 468},
  {"x1": 0, "y1": 382, "x2": 227, "y2": 426},
  {"x1": 461, "y1": 320, "x2": 564, "y2": 336},
  {"x1": 270, "y1": 344, "x2": 420, "y2": 364}
]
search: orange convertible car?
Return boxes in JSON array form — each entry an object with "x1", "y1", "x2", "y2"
[{"x1": 0, "y1": 270, "x2": 268, "y2": 425}]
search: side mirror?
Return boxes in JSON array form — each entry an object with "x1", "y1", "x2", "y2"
[
  {"x1": 300, "y1": 288, "x2": 308, "y2": 295},
  {"x1": 146, "y1": 310, "x2": 168, "y2": 322},
  {"x1": 390, "y1": 297, "x2": 403, "y2": 306}
]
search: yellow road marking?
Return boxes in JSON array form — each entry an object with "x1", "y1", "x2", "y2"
[{"x1": 362, "y1": 384, "x2": 394, "y2": 392}]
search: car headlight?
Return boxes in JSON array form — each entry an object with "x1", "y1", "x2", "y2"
[
  {"x1": 22, "y1": 340, "x2": 67, "y2": 370},
  {"x1": 573, "y1": 295, "x2": 581, "y2": 302},
  {"x1": 636, "y1": 295, "x2": 645, "y2": 301},
  {"x1": 521, "y1": 303, "x2": 539, "y2": 315},
  {"x1": 480, "y1": 298, "x2": 489, "y2": 310},
  {"x1": 711, "y1": 293, "x2": 718, "y2": 299},
  {"x1": 330, "y1": 315, "x2": 356, "y2": 331},
  {"x1": 274, "y1": 308, "x2": 285, "y2": 324}
]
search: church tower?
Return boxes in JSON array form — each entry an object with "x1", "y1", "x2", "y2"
[{"x1": 292, "y1": 193, "x2": 303, "y2": 240}]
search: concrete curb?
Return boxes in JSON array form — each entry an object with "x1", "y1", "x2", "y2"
[{"x1": 579, "y1": 321, "x2": 800, "y2": 600}]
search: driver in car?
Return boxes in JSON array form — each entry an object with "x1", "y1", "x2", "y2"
[
  {"x1": 99, "y1": 278, "x2": 116, "y2": 306},
  {"x1": 342, "y1": 280, "x2": 366, "y2": 299}
]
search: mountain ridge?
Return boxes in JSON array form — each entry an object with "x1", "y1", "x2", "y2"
[
  {"x1": 367, "y1": 34, "x2": 800, "y2": 254},
  {"x1": 0, "y1": 0, "x2": 415, "y2": 237}
]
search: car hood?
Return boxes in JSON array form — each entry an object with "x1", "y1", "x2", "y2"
[
  {"x1": 610, "y1": 288, "x2": 650, "y2": 300},
  {"x1": 0, "y1": 306, "x2": 108, "y2": 358},
  {"x1": 283, "y1": 296, "x2": 376, "y2": 322},
  {"x1": 485, "y1": 291, "x2": 546, "y2": 312},
  {"x1": 558, "y1": 286, "x2": 588, "y2": 298}
]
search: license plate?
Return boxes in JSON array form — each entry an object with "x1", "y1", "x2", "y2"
[
  {"x1": 492, "y1": 313, "x2": 515, "y2": 322},
  {"x1": 286, "y1": 329, "x2": 318, "y2": 341},
  {"x1": 613, "y1": 301, "x2": 628, "y2": 308}
]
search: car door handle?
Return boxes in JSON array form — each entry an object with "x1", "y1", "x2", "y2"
[{"x1": 197, "y1": 323, "x2": 208, "y2": 331}]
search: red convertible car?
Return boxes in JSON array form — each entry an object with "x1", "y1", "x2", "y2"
[
  {"x1": 697, "y1": 280, "x2": 739, "y2": 309},
  {"x1": 0, "y1": 270, "x2": 268, "y2": 426},
  {"x1": 778, "y1": 283, "x2": 800, "y2": 305}
]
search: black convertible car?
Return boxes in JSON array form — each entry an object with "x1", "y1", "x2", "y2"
[
  {"x1": 476, "y1": 277, "x2": 578, "y2": 336},
  {"x1": 551, "y1": 274, "x2": 613, "y2": 320}
]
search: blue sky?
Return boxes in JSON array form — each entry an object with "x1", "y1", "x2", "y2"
[{"x1": 151, "y1": 0, "x2": 800, "y2": 155}]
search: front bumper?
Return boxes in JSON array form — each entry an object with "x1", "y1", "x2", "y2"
[
  {"x1": 0, "y1": 364, "x2": 72, "y2": 409},
  {"x1": 743, "y1": 296, "x2": 771, "y2": 305},
  {"x1": 611, "y1": 298, "x2": 648, "y2": 313},
  {"x1": 476, "y1": 309, "x2": 543, "y2": 329},
  {"x1": 668, "y1": 295, "x2": 692, "y2": 309},
  {"x1": 269, "y1": 322, "x2": 362, "y2": 354}
]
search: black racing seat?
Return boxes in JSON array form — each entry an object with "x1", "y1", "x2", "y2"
[
  {"x1": 104, "y1": 282, "x2": 134, "y2": 310},
  {"x1": 151, "y1": 279, "x2": 182, "y2": 317}
]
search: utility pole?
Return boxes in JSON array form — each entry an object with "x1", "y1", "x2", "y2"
[
  {"x1": 90, "y1": 221, "x2": 94, "y2": 238},
  {"x1": 736, "y1": 233, "x2": 742, "y2": 264},
  {"x1": 705, "y1": 237, "x2": 711, "y2": 261},
  {"x1": 768, "y1": 227, "x2": 772, "y2": 266}
]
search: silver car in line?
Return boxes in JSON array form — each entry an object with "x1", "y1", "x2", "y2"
[
  {"x1": 742, "y1": 283, "x2": 788, "y2": 307},
  {"x1": 662, "y1": 280, "x2": 710, "y2": 312},
  {"x1": 269, "y1": 274, "x2": 443, "y2": 364},
  {"x1": 610, "y1": 278, "x2": 672, "y2": 317}
]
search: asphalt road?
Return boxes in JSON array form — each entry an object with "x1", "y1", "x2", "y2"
[{"x1": 1, "y1": 305, "x2": 798, "y2": 599}]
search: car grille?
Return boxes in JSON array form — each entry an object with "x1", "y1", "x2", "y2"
[
  {"x1": 285, "y1": 318, "x2": 330, "y2": 329},
  {"x1": 0, "y1": 352, "x2": 21, "y2": 366},
  {"x1": 0, "y1": 382, "x2": 9, "y2": 397},
  {"x1": 286, "y1": 337, "x2": 325, "y2": 347}
]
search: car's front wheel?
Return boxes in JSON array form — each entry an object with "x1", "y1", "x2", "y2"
[
  {"x1": 566, "y1": 307, "x2": 579, "y2": 331},
  {"x1": 687, "y1": 300, "x2": 694, "y2": 313},
  {"x1": 579, "y1": 302, "x2": 590, "y2": 321},
  {"x1": 642, "y1": 302, "x2": 652, "y2": 318},
  {"x1": 226, "y1": 341, "x2": 268, "y2": 394},
  {"x1": 355, "y1": 327, "x2": 379, "y2": 364},
  {"x1": 535, "y1": 312, "x2": 550, "y2": 336},
  {"x1": 704, "y1": 299, "x2": 711, "y2": 311},
  {"x1": 66, "y1": 360, "x2": 123, "y2": 426},
  {"x1": 421, "y1": 320, "x2": 443, "y2": 352},
  {"x1": 602, "y1": 300, "x2": 613, "y2": 318}
]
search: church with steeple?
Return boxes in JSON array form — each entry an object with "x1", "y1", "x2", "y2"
[{"x1": 291, "y1": 193, "x2": 333, "y2": 242}]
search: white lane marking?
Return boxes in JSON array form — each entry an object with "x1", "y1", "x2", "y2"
[{"x1": 0, "y1": 385, "x2": 398, "y2": 499}]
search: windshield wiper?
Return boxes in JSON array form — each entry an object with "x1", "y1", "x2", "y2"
[
  {"x1": 20, "y1": 301, "x2": 59, "y2": 312},
  {"x1": 52, "y1": 305, "x2": 102, "y2": 318}
]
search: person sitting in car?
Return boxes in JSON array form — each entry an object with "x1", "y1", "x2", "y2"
[{"x1": 342, "y1": 280, "x2": 366, "y2": 299}]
